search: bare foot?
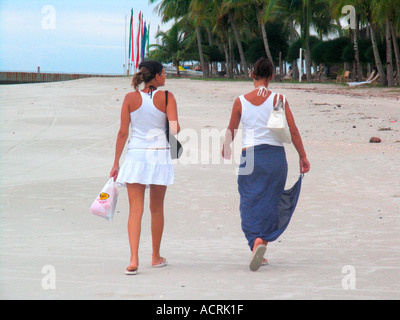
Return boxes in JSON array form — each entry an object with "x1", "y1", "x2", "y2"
[
  {"x1": 250, "y1": 238, "x2": 268, "y2": 271},
  {"x1": 252, "y1": 238, "x2": 268, "y2": 253},
  {"x1": 125, "y1": 265, "x2": 138, "y2": 275},
  {"x1": 126, "y1": 257, "x2": 138, "y2": 273}
]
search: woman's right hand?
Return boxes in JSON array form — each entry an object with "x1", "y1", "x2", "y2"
[
  {"x1": 222, "y1": 145, "x2": 232, "y2": 160},
  {"x1": 300, "y1": 157, "x2": 310, "y2": 174}
]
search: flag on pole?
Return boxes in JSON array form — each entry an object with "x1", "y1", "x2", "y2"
[
  {"x1": 141, "y1": 13, "x2": 144, "y2": 63},
  {"x1": 131, "y1": 10, "x2": 134, "y2": 62},
  {"x1": 146, "y1": 23, "x2": 150, "y2": 58},
  {"x1": 136, "y1": 11, "x2": 141, "y2": 69},
  {"x1": 128, "y1": 9, "x2": 133, "y2": 63},
  {"x1": 142, "y1": 21, "x2": 147, "y2": 62}
]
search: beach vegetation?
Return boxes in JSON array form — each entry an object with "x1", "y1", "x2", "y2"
[{"x1": 149, "y1": 0, "x2": 400, "y2": 87}]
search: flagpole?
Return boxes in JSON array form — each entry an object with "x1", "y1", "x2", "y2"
[
  {"x1": 136, "y1": 11, "x2": 141, "y2": 71},
  {"x1": 124, "y1": 14, "x2": 127, "y2": 75},
  {"x1": 128, "y1": 9, "x2": 133, "y2": 75}
]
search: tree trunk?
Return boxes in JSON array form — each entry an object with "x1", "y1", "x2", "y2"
[
  {"x1": 257, "y1": 9, "x2": 274, "y2": 68},
  {"x1": 353, "y1": 14, "x2": 363, "y2": 81},
  {"x1": 386, "y1": 19, "x2": 395, "y2": 87},
  {"x1": 175, "y1": 60, "x2": 181, "y2": 77},
  {"x1": 305, "y1": 41, "x2": 313, "y2": 82},
  {"x1": 223, "y1": 41, "x2": 229, "y2": 77},
  {"x1": 196, "y1": 25, "x2": 208, "y2": 78},
  {"x1": 288, "y1": 21, "x2": 299, "y2": 80},
  {"x1": 304, "y1": 3, "x2": 312, "y2": 82},
  {"x1": 370, "y1": 24, "x2": 386, "y2": 86},
  {"x1": 228, "y1": 9, "x2": 248, "y2": 78},
  {"x1": 390, "y1": 21, "x2": 400, "y2": 84},
  {"x1": 205, "y1": 25, "x2": 215, "y2": 77},
  {"x1": 228, "y1": 36, "x2": 234, "y2": 79}
]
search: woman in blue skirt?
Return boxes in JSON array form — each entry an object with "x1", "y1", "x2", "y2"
[{"x1": 222, "y1": 57, "x2": 310, "y2": 271}]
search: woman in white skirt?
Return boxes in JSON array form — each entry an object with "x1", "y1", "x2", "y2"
[{"x1": 110, "y1": 61, "x2": 180, "y2": 275}]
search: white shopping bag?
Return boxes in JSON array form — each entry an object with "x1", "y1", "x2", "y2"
[{"x1": 90, "y1": 178, "x2": 118, "y2": 221}]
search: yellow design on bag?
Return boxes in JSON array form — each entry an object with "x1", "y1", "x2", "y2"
[{"x1": 99, "y1": 193, "x2": 110, "y2": 200}]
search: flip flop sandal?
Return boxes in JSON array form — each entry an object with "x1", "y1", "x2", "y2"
[
  {"x1": 152, "y1": 257, "x2": 167, "y2": 268},
  {"x1": 124, "y1": 268, "x2": 138, "y2": 275},
  {"x1": 261, "y1": 259, "x2": 269, "y2": 266},
  {"x1": 249, "y1": 244, "x2": 267, "y2": 272}
]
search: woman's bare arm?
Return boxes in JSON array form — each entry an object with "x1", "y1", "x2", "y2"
[
  {"x1": 166, "y1": 91, "x2": 180, "y2": 135},
  {"x1": 284, "y1": 100, "x2": 310, "y2": 173},
  {"x1": 110, "y1": 94, "x2": 131, "y2": 180},
  {"x1": 222, "y1": 97, "x2": 241, "y2": 159}
]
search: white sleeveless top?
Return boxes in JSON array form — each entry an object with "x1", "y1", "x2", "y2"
[
  {"x1": 127, "y1": 90, "x2": 169, "y2": 150},
  {"x1": 239, "y1": 91, "x2": 284, "y2": 149}
]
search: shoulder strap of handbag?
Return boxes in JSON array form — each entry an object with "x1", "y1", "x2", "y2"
[{"x1": 275, "y1": 93, "x2": 286, "y2": 110}]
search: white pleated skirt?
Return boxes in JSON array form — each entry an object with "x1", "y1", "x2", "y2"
[{"x1": 116, "y1": 149, "x2": 174, "y2": 188}]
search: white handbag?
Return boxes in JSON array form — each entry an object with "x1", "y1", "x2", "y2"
[{"x1": 267, "y1": 93, "x2": 292, "y2": 144}]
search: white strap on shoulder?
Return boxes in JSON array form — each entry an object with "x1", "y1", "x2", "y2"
[{"x1": 274, "y1": 93, "x2": 286, "y2": 110}]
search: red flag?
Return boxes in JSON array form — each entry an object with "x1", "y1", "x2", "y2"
[{"x1": 136, "y1": 11, "x2": 141, "y2": 69}]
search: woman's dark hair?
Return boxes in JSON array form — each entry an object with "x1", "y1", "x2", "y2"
[
  {"x1": 253, "y1": 57, "x2": 273, "y2": 80},
  {"x1": 131, "y1": 61, "x2": 164, "y2": 91}
]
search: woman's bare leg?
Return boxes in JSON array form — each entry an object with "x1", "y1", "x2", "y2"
[
  {"x1": 149, "y1": 184, "x2": 167, "y2": 265},
  {"x1": 126, "y1": 183, "x2": 146, "y2": 271}
]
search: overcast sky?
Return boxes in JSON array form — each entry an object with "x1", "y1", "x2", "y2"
[{"x1": 0, "y1": 0, "x2": 172, "y2": 74}]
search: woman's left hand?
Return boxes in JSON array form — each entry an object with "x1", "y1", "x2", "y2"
[
  {"x1": 110, "y1": 166, "x2": 119, "y2": 181},
  {"x1": 300, "y1": 157, "x2": 310, "y2": 174}
]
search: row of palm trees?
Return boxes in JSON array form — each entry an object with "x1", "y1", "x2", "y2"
[{"x1": 148, "y1": 0, "x2": 400, "y2": 87}]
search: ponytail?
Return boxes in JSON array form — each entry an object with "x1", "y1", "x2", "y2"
[
  {"x1": 131, "y1": 71, "x2": 144, "y2": 91},
  {"x1": 131, "y1": 64, "x2": 163, "y2": 91}
]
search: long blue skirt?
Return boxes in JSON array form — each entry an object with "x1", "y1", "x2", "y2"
[{"x1": 238, "y1": 144, "x2": 303, "y2": 251}]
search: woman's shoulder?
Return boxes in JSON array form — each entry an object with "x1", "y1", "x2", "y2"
[
  {"x1": 125, "y1": 90, "x2": 141, "y2": 99},
  {"x1": 153, "y1": 89, "x2": 175, "y2": 97},
  {"x1": 124, "y1": 91, "x2": 142, "y2": 110}
]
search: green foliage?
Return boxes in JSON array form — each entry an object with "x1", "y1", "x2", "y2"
[
  {"x1": 287, "y1": 36, "x2": 320, "y2": 61},
  {"x1": 149, "y1": 22, "x2": 199, "y2": 65},
  {"x1": 149, "y1": 0, "x2": 400, "y2": 85}
]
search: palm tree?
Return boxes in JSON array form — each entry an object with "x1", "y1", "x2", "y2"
[
  {"x1": 256, "y1": 0, "x2": 277, "y2": 69},
  {"x1": 209, "y1": 0, "x2": 235, "y2": 78},
  {"x1": 275, "y1": 0, "x2": 313, "y2": 82},
  {"x1": 228, "y1": 0, "x2": 276, "y2": 69},
  {"x1": 189, "y1": 0, "x2": 213, "y2": 77},
  {"x1": 150, "y1": 0, "x2": 209, "y2": 77},
  {"x1": 330, "y1": 0, "x2": 363, "y2": 81},
  {"x1": 221, "y1": 0, "x2": 250, "y2": 77},
  {"x1": 372, "y1": 0, "x2": 400, "y2": 86},
  {"x1": 148, "y1": 0, "x2": 399, "y2": 86},
  {"x1": 149, "y1": 22, "x2": 198, "y2": 76},
  {"x1": 364, "y1": 0, "x2": 387, "y2": 86}
]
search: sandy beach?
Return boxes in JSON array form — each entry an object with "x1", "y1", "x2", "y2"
[{"x1": 1, "y1": 77, "x2": 399, "y2": 300}]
